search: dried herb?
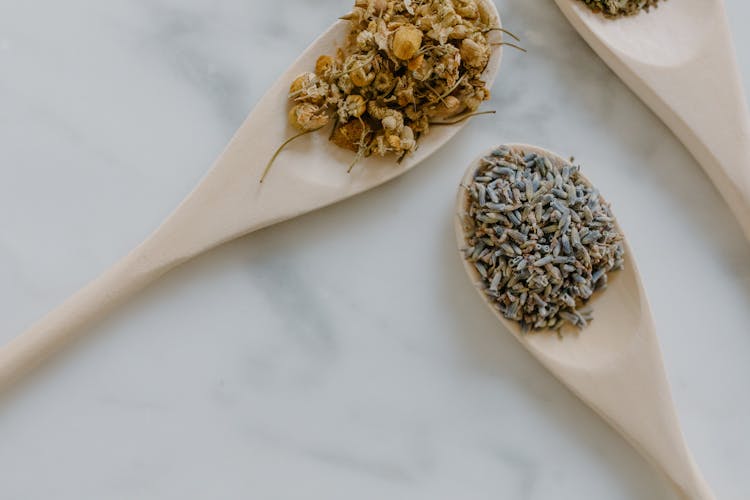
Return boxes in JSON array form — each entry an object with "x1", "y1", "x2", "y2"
[
  {"x1": 578, "y1": 0, "x2": 663, "y2": 18},
  {"x1": 267, "y1": 0, "x2": 514, "y2": 180},
  {"x1": 460, "y1": 146, "x2": 625, "y2": 332}
]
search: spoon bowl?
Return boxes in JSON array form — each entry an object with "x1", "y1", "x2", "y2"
[
  {"x1": 455, "y1": 144, "x2": 715, "y2": 500},
  {"x1": 0, "y1": 1, "x2": 502, "y2": 390},
  {"x1": 569, "y1": 0, "x2": 715, "y2": 67},
  {"x1": 554, "y1": 0, "x2": 750, "y2": 242}
]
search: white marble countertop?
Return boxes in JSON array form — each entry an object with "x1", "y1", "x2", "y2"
[{"x1": 2, "y1": 1, "x2": 750, "y2": 498}]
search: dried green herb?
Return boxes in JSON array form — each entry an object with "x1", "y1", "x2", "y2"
[{"x1": 578, "y1": 0, "x2": 663, "y2": 18}]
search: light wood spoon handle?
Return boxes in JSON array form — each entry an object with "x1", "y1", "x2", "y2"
[
  {"x1": 0, "y1": 1, "x2": 505, "y2": 393},
  {"x1": 0, "y1": 226, "x2": 192, "y2": 390},
  {"x1": 583, "y1": 326, "x2": 716, "y2": 500},
  {"x1": 0, "y1": 148, "x2": 264, "y2": 390}
]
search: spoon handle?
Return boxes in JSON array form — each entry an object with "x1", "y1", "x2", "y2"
[
  {"x1": 0, "y1": 230, "x2": 189, "y2": 391},
  {"x1": 560, "y1": 0, "x2": 750, "y2": 240},
  {"x1": 676, "y1": 473, "x2": 716, "y2": 500},
  {"x1": 0, "y1": 164, "x2": 266, "y2": 391},
  {"x1": 664, "y1": 461, "x2": 715, "y2": 500},
  {"x1": 526, "y1": 302, "x2": 716, "y2": 499}
]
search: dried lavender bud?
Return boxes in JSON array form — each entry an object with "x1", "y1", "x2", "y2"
[
  {"x1": 460, "y1": 146, "x2": 625, "y2": 332},
  {"x1": 578, "y1": 0, "x2": 664, "y2": 18}
]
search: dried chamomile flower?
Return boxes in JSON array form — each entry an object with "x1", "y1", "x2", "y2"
[
  {"x1": 392, "y1": 24, "x2": 423, "y2": 60},
  {"x1": 372, "y1": 72, "x2": 395, "y2": 92},
  {"x1": 458, "y1": 78, "x2": 491, "y2": 111},
  {"x1": 289, "y1": 103, "x2": 329, "y2": 131},
  {"x1": 453, "y1": 0, "x2": 479, "y2": 19},
  {"x1": 427, "y1": 95, "x2": 463, "y2": 118},
  {"x1": 338, "y1": 94, "x2": 367, "y2": 121},
  {"x1": 315, "y1": 55, "x2": 336, "y2": 77},
  {"x1": 350, "y1": 65, "x2": 375, "y2": 87},
  {"x1": 336, "y1": 72, "x2": 356, "y2": 95},
  {"x1": 331, "y1": 120, "x2": 371, "y2": 152},
  {"x1": 460, "y1": 37, "x2": 490, "y2": 69},
  {"x1": 355, "y1": 0, "x2": 387, "y2": 15},
  {"x1": 289, "y1": 72, "x2": 328, "y2": 104},
  {"x1": 266, "y1": 0, "x2": 519, "y2": 180}
]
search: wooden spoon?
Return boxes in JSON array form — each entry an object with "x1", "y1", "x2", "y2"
[
  {"x1": 455, "y1": 144, "x2": 715, "y2": 500},
  {"x1": 0, "y1": 3, "x2": 503, "y2": 391},
  {"x1": 554, "y1": 0, "x2": 750, "y2": 241}
]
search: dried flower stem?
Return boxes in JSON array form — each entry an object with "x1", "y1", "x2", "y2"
[
  {"x1": 483, "y1": 27, "x2": 521, "y2": 42},
  {"x1": 491, "y1": 42, "x2": 527, "y2": 53},
  {"x1": 330, "y1": 54, "x2": 376, "y2": 79},
  {"x1": 431, "y1": 110, "x2": 496, "y2": 126},
  {"x1": 347, "y1": 124, "x2": 371, "y2": 173},
  {"x1": 438, "y1": 74, "x2": 467, "y2": 101},
  {"x1": 347, "y1": 148, "x2": 367, "y2": 173},
  {"x1": 422, "y1": 81, "x2": 443, "y2": 103},
  {"x1": 260, "y1": 126, "x2": 326, "y2": 183}
]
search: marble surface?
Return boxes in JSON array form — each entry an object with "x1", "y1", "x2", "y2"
[{"x1": 1, "y1": 0, "x2": 750, "y2": 498}]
